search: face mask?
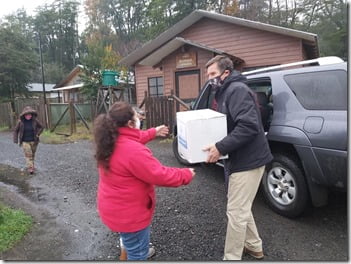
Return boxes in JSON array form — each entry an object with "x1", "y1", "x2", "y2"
[
  {"x1": 209, "y1": 75, "x2": 222, "y2": 88},
  {"x1": 209, "y1": 70, "x2": 226, "y2": 89},
  {"x1": 135, "y1": 117, "x2": 141, "y2": 129}
]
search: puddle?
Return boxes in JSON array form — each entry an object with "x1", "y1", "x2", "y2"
[{"x1": 0, "y1": 164, "x2": 47, "y2": 202}]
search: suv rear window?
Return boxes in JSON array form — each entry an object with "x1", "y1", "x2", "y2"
[{"x1": 284, "y1": 70, "x2": 347, "y2": 110}]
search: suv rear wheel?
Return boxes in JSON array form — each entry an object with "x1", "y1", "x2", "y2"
[
  {"x1": 172, "y1": 136, "x2": 192, "y2": 166},
  {"x1": 262, "y1": 153, "x2": 309, "y2": 218}
]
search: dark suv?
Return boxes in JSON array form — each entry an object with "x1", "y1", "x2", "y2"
[{"x1": 172, "y1": 57, "x2": 347, "y2": 218}]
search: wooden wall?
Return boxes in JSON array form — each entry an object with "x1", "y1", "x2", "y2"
[
  {"x1": 134, "y1": 17, "x2": 309, "y2": 105},
  {"x1": 162, "y1": 46, "x2": 213, "y2": 96},
  {"x1": 135, "y1": 65, "x2": 163, "y2": 105},
  {"x1": 180, "y1": 18, "x2": 304, "y2": 67}
]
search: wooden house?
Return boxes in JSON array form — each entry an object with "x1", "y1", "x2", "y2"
[
  {"x1": 53, "y1": 65, "x2": 85, "y2": 103},
  {"x1": 120, "y1": 10, "x2": 319, "y2": 106}
]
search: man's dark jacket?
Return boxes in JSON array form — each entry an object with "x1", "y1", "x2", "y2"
[
  {"x1": 13, "y1": 106, "x2": 44, "y2": 145},
  {"x1": 214, "y1": 71, "x2": 273, "y2": 178}
]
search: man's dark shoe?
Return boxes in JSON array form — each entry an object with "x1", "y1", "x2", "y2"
[{"x1": 244, "y1": 247, "x2": 264, "y2": 259}]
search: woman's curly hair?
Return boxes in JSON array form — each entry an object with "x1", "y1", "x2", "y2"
[{"x1": 93, "y1": 102, "x2": 135, "y2": 169}]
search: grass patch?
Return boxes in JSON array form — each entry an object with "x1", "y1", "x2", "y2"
[
  {"x1": 40, "y1": 122, "x2": 93, "y2": 144},
  {"x1": 0, "y1": 126, "x2": 10, "y2": 132},
  {"x1": 160, "y1": 137, "x2": 174, "y2": 144},
  {"x1": 0, "y1": 203, "x2": 33, "y2": 253}
]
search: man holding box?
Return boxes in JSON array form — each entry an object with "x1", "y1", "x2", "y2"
[{"x1": 204, "y1": 55, "x2": 273, "y2": 260}]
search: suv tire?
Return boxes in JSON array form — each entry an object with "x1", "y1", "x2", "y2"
[
  {"x1": 172, "y1": 136, "x2": 192, "y2": 166},
  {"x1": 262, "y1": 153, "x2": 309, "y2": 218}
]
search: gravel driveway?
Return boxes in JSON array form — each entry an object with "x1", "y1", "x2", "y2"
[{"x1": 0, "y1": 131, "x2": 347, "y2": 261}]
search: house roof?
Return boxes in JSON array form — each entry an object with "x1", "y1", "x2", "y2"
[
  {"x1": 27, "y1": 83, "x2": 56, "y2": 92},
  {"x1": 139, "y1": 37, "x2": 244, "y2": 67},
  {"x1": 120, "y1": 9, "x2": 319, "y2": 67},
  {"x1": 53, "y1": 83, "x2": 84, "y2": 91},
  {"x1": 54, "y1": 65, "x2": 83, "y2": 88}
]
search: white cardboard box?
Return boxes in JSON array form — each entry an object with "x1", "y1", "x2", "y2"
[{"x1": 176, "y1": 109, "x2": 228, "y2": 164}]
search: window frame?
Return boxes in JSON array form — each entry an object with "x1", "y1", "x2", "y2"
[{"x1": 148, "y1": 76, "x2": 164, "y2": 97}]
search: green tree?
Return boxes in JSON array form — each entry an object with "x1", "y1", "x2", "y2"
[
  {"x1": 0, "y1": 26, "x2": 37, "y2": 107},
  {"x1": 1, "y1": 9, "x2": 34, "y2": 41},
  {"x1": 33, "y1": 0, "x2": 80, "y2": 76},
  {"x1": 80, "y1": 36, "x2": 127, "y2": 100},
  {"x1": 79, "y1": 37, "x2": 105, "y2": 100},
  {"x1": 221, "y1": 0, "x2": 347, "y2": 58},
  {"x1": 31, "y1": 62, "x2": 67, "y2": 84},
  {"x1": 304, "y1": 0, "x2": 347, "y2": 59},
  {"x1": 83, "y1": 0, "x2": 213, "y2": 56}
]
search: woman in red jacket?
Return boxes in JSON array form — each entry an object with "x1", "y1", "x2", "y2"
[{"x1": 94, "y1": 101, "x2": 195, "y2": 260}]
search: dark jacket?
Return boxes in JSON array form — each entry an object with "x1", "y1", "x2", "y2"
[
  {"x1": 13, "y1": 106, "x2": 44, "y2": 145},
  {"x1": 214, "y1": 71, "x2": 273, "y2": 177}
]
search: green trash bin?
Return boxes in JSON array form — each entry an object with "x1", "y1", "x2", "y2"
[{"x1": 102, "y1": 70, "x2": 118, "y2": 86}]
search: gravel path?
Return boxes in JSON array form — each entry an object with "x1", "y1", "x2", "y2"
[
  {"x1": 0, "y1": 131, "x2": 347, "y2": 261},
  {"x1": 0, "y1": 132, "x2": 227, "y2": 261}
]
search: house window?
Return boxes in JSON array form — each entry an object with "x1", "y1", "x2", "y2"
[
  {"x1": 69, "y1": 91, "x2": 78, "y2": 102},
  {"x1": 148, "y1": 77, "x2": 163, "y2": 97}
]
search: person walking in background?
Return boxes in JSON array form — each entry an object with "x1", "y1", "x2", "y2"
[
  {"x1": 204, "y1": 55, "x2": 273, "y2": 260},
  {"x1": 13, "y1": 106, "x2": 44, "y2": 174},
  {"x1": 93, "y1": 101, "x2": 195, "y2": 261}
]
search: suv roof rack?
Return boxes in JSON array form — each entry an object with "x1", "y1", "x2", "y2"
[{"x1": 242, "y1": 56, "x2": 344, "y2": 76}]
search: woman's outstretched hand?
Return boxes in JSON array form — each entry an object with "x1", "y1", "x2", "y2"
[
  {"x1": 188, "y1": 168, "x2": 196, "y2": 177},
  {"x1": 155, "y1": 125, "x2": 169, "y2": 137}
]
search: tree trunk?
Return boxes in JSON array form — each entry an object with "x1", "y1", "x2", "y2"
[
  {"x1": 268, "y1": 0, "x2": 272, "y2": 23},
  {"x1": 275, "y1": 0, "x2": 281, "y2": 24}
]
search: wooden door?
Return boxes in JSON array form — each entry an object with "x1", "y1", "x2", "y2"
[{"x1": 175, "y1": 70, "x2": 200, "y2": 111}]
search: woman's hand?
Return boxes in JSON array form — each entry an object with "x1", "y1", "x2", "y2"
[
  {"x1": 188, "y1": 168, "x2": 196, "y2": 177},
  {"x1": 155, "y1": 125, "x2": 169, "y2": 137}
]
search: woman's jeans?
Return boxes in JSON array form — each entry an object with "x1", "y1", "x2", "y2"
[{"x1": 120, "y1": 226, "x2": 150, "y2": 260}]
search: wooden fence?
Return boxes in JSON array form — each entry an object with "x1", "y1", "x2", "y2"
[
  {"x1": 0, "y1": 93, "x2": 190, "y2": 135},
  {"x1": 144, "y1": 91, "x2": 190, "y2": 133},
  {"x1": 0, "y1": 98, "x2": 95, "y2": 130},
  {"x1": 145, "y1": 95, "x2": 175, "y2": 130},
  {"x1": 0, "y1": 102, "x2": 13, "y2": 128},
  {"x1": 49, "y1": 102, "x2": 93, "y2": 134}
]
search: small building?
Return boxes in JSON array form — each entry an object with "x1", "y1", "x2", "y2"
[
  {"x1": 53, "y1": 65, "x2": 85, "y2": 103},
  {"x1": 53, "y1": 66, "x2": 136, "y2": 104},
  {"x1": 120, "y1": 9, "x2": 319, "y2": 106},
  {"x1": 27, "y1": 83, "x2": 58, "y2": 101}
]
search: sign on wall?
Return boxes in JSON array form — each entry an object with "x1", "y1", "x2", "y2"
[{"x1": 176, "y1": 51, "x2": 197, "y2": 68}]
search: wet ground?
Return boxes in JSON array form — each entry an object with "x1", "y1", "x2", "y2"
[{"x1": 0, "y1": 131, "x2": 348, "y2": 261}]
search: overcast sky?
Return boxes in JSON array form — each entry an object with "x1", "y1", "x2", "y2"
[
  {"x1": 0, "y1": 0, "x2": 48, "y2": 18},
  {"x1": 0, "y1": 0, "x2": 86, "y2": 31}
]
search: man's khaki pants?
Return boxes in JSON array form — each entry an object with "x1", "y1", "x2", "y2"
[
  {"x1": 22, "y1": 141, "x2": 38, "y2": 170},
  {"x1": 223, "y1": 166, "x2": 265, "y2": 260}
]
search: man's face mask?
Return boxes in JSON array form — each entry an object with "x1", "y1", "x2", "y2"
[{"x1": 209, "y1": 71, "x2": 225, "y2": 88}]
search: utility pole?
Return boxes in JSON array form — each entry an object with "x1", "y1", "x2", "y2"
[{"x1": 38, "y1": 32, "x2": 48, "y2": 128}]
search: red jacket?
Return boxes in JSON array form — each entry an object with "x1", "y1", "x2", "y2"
[{"x1": 97, "y1": 127, "x2": 193, "y2": 232}]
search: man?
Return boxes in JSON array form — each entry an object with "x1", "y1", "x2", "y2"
[
  {"x1": 13, "y1": 106, "x2": 44, "y2": 174},
  {"x1": 204, "y1": 55, "x2": 273, "y2": 260}
]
